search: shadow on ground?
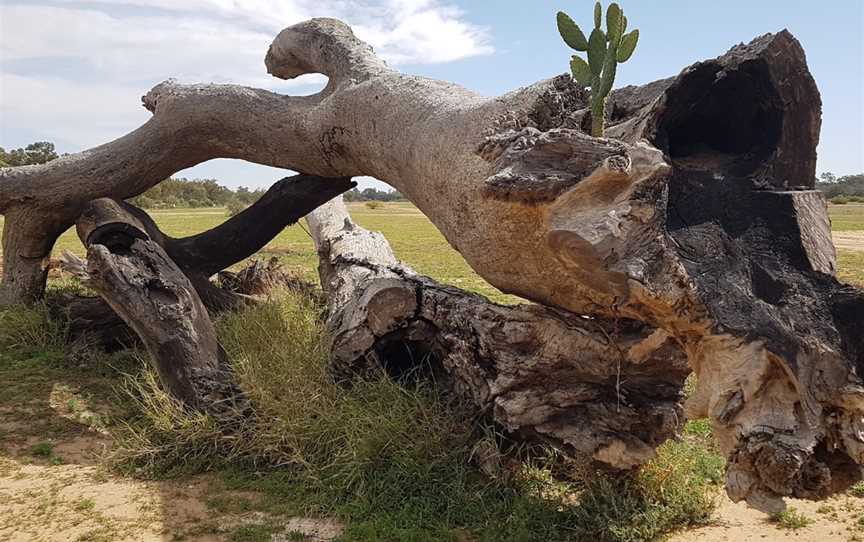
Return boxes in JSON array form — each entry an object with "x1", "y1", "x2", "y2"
[{"x1": 0, "y1": 367, "x2": 342, "y2": 541}]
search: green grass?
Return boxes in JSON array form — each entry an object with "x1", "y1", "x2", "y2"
[
  {"x1": 0, "y1": 203, "x2": 518, "y2": 304},
  {"x1": 830, "y1": 203, "x2": 864, "y2": 287},
  {"x1": 28, "y1": 441, "x2": 54, "y2": 457},
  {"x1": 0, "y1": 288, "x2": 747, "y2": 541},
  {"x1": 829, "y1": 203, "x2": 864, "y2": 231},
  {"x1": 0, "y1": 281, "x2": 143, "y2": 457},
  {"x1": 770, "y1": 507, "x2": 813, "y2": 530},
  {"x1": 839, "y1": 250, "x2": 864, "y2": 287}
]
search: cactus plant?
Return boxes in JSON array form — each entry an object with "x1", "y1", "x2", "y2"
[{"x1": 557, "y1": 2, "x2": 639, "y2": 137}]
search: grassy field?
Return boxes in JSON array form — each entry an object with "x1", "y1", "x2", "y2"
[
  {"x1": 0, "y1": 202, "x2": 517, "y2": 304},
  {"x1": 0, "y1": 201, "x2": 860, "y2": 297},
  {"x1": 0, "y1": 201, "x2": 862, "y2": 541},
  {"x1": 828, "y1": 203, "x2": 864, "y2": 231}
]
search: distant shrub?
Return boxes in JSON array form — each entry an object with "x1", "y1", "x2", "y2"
[
  {"x1": 226, "y1": 200, "x2": 248, "y2": 217},
  {"x1": 365, "y1": 201, "x2": 384, "y2": 210},
  {"x1": 831, "y1": 196, "x2": 850, "y2": 204},
  {"x1": 817, "y1": 172, "x2": 864, "y2": 199},
  {"x1": 344, "y1": 187, "x2": 405, "y2": 202}
]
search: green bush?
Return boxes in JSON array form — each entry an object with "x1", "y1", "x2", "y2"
[
  {"x1": 365, "y1": 201, "x2": 384, "y2": 210},
  {"x1": 226, "y1": 199, "x2": 248, "y2": 217},
  {"x1": 771, "y1": 507, "x2": 813, "y2": 530},
  {"x1": 832, "y1": 196, "x2": 850, "y2": 204},
  {"x1": 0, "y1": 302, "x2": 68, "y2": 369}
]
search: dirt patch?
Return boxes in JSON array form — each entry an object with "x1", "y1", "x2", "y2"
[
  {"x1": 670, "y1": 492, "x2": 864, "y2": 541},
  {"x1": 834, "y1": 231, "x2": 864, "y2": 252},
  {"x1": 0, "y1": 373, "x2": 344, "y2": 542},
  {"x1": 0, "y1": 444, "x2": 344, "y2": 541},
  {"x1": 274, "y1": 518, "x2": 345, "y2": 541}
]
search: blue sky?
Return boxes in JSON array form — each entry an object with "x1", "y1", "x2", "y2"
[{"x1": 1, "y1": 0, "x2": 862, "y2": 191}]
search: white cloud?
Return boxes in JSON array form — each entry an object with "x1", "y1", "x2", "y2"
[
  {"x1": 0, "y1": 0, "x2": 493, "y2": 173},
  {"x1": 6, "y1": 1, "x2": 492, "y2": 70},
  {"x1": 0, "y1": 5, "x2": 303, "y2": 88},
  {"x1": 0, "y1": 73, "x2": 149, "y2": 150}
]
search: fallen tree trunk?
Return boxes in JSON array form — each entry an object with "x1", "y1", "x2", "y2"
[
  {"x1": 2, "y1": 18, "x2": 861, "y2": 508},
  {"x1": 73, "y1": 198, "x2": 243, "y2": 413},
  {"x1": 309, "y1": 197, "x2": 689, "y2": 470}
]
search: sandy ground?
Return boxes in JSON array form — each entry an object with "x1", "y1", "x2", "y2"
[
  {"x1": 0, "y1": 452, "x2": 344, "y2": 542},
  {"x1": 0, "y1": 380, "x2": 345, "y2": 542},
  {"x1": 1, "y1": 425, "x2": 861, "y2": 542},
  {"x1": 670, "y1": 494, "x2": 864, "y2": 542}
]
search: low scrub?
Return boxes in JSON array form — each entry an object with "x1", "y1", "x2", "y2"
[
  {"x1": 98, "y1": 290, "x2": 722, "y2": 541},
  {"x1": 831, "y1": 195, "x2": 864, "y2": 204},
  {"x1": 0, "y1": 300, "x2": 68, "y2": 369}
]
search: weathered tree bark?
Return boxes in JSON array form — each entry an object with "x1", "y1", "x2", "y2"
[
  {"x1": 1, "y1": 18, "x2": 861, "y2": 508},
  {"x1": 73, "y1": 198, "x2": 243, "y2": 412},
  {"x1": 308, "y1": 197, "x2": 690, "y2": 470}
]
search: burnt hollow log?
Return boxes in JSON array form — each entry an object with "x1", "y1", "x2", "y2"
[
  {"x1": 308, "y1": 197, "x2": 690, "y2": 471},
  {"x1": 605, "y1": 33, "x2": 864, "y2": 509}
]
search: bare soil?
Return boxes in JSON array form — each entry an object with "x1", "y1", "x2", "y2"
[
  {"x1": 669, "y1": 494, "x2": 864, "y2": 542},
  {"x1": 0, "y1": 450, "x2": 344, "y2": 541},
  {"x1": 0, "y1": 378, "x2": 344, "y2": 542},
  {"x1": 2, "y1": 421, "x2": 861, "y2": 542}
]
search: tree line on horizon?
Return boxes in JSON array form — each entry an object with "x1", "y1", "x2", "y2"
[
  {"x1": 816, "y1": 172, "x2": 864, "y2": 204},
  {"x1": 0, "y1": 142, "x2": 404, "y2": 209},
  {"x1": 0, "y1": 141, "x2": 855, "y2": 206}
]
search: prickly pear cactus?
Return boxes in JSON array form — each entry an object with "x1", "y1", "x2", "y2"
[{"x1": 556, "y1": 2, "x2": 639, "y2": 137}]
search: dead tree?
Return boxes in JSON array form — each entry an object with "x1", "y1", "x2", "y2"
[
  {"x1": 64, "y1": 172, "x2": 350, "y2": 406},
  {"x1": 0, "y1": 18, "x2": 861, "y2": 509}
]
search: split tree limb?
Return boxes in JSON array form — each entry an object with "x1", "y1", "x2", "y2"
[
  {"x1": 136, "y1": 175, "x2": 354, "y2": 279},
  {"x1": 75, "y1": 198, "x2": 242, "y2": 412},
  {"x1": 109, "y1": 173, "x2": 353, "y2": 310},
  {"x1": 58, "y1": 174, "x2": 353, "y2": 346}
]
